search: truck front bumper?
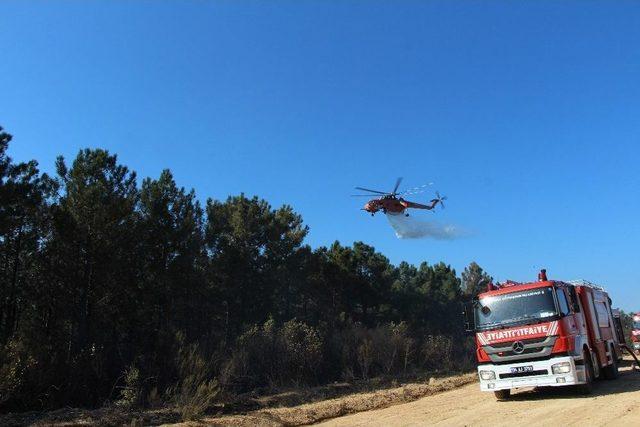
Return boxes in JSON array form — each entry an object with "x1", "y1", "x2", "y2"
[{"x1": 478, "y1": 356, "x2": 585, "y2": 392}]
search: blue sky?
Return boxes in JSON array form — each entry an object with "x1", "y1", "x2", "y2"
[{"x1": 2, "y1": 1, "x2": 639, "y2": 310}]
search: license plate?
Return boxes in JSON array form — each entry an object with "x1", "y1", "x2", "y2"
[{"x1": 510, "y1": 365, "x2": 534, "y2": 374}]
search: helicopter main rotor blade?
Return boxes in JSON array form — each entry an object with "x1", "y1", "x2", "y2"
[
  {"x1": 391, "y1": 177, "x2": 403, "y2": 195},
  {"x1": 350, "y1": 194, "x2": 377, "y2": 197},
  {"x1": 400, "y1": 182, "x2": 434, "y2": 196},
  {"x1": 354, "y1": 187, "x2": 389, "y2": 195}
]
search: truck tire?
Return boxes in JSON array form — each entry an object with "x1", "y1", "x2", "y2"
[
  {"x1": 577, "y1": 351, "x2": 594, "y2": 394},
  {"x1": 602, "y1": 346, "x2": 619, "y2": 380},
  {"x1": 494, "y1": 389, "x2": 511, "y2": 400}
]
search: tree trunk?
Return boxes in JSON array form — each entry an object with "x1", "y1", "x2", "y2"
[{"x1": 5, "y1": 222, "x2": 24, "y2": 342}]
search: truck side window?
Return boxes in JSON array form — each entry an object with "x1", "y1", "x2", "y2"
[
  {"x1": 557, "y1": 289, "x2": 571, "y2": 316},
  {"x1": 595, "y1": 302, "x2": 610, "y2": 328}
]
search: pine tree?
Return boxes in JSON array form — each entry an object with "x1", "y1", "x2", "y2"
[{"x1": 461, "y1": 261, "x2": 492, "y2": 298}]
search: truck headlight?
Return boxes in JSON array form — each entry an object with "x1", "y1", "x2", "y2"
[
  {"x1": 479, "y1": 370, "x2": 496, "y2": 380},
  {"x1": 552, "y1": 362, "x2": 572, "y2": 374}
]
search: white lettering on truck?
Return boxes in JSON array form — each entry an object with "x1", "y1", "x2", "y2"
[{"x1": 477, "y1": 321, "x2": 558, "y2": 345}]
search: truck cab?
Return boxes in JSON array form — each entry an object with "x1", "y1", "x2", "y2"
[{"x1": 471, "y1": 272, "x2": 620, "y2": 399}]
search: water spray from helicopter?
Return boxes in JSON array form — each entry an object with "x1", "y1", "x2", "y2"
[{"x1": 385, "y1": 212, "x2": 463, "y2": 240}]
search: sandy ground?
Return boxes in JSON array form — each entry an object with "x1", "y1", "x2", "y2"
[{"x1": 318, "y1": 357, "x2": 640, "y2": 427}]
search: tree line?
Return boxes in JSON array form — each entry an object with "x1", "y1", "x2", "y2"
[{"x1": 0, "y1": 126, "x2": 492, "y2": 414}]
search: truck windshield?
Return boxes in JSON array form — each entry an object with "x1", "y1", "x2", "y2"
[
  {"x1": 634, "y1": 321, "x2": 640, "y2": 330},
  {"x1": 475, "y1": 286, "x2": 558, "y2": 330}
]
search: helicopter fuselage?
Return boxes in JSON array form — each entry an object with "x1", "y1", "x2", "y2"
[
  {"x1": 363, "y1": 196, "x2": 409, "y2": 215},
  {"x1": 363, "y1": 195, "x2": 441, "y2": 216}
]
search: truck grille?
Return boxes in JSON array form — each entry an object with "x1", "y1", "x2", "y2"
[
  {"x1": 499, "y1": 369, "x2": 548, "y2": 379},
  {"x1": 483, "y1": 336, "x2": 557, "y2": 363},
  {"x1": 490, "y1": 336, "x2": 548, "y2": 349}
]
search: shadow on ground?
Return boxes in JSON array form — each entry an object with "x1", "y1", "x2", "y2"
[{"x1": 507, "y1": 358, "x2": 640, "y2": 402}]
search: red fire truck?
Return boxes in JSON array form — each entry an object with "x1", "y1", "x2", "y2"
[
  {"x1": 632, "y1": 313, "x2": 640, "y2": 354},
  {"x1": 466, "y1": 270, "x2": 622, "y2": 400}
]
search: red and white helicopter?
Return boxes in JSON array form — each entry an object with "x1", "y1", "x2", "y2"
[{"x1": 352, "y1": 177, "x2": 446, "y2": 216}]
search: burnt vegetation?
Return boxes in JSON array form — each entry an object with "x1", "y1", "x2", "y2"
[{"x1": 0, "y1": 126, "x2": 498, "y2": 418}]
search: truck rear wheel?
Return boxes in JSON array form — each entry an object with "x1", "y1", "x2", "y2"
[
  {"x1": 577, "y1": 351, "x2": 594, "y2": 394},
  {"x1": 494, "y1": 389, "x2": 511, "y2": 400},
  {"x1": 602, "y1": 346, "x2": 619, "y2": 380}
]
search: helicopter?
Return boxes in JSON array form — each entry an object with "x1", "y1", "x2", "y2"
[{"x1": 352, "y1": 177, "x2": 446, "y2": 216}]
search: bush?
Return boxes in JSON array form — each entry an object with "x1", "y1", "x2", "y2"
[
  {"x1": 420, "y1": 335, "x2": 453, "y2": 371},
  {"x1": 117, "y1": 366, "x2": 142, "y2": 408},
  {"x1": 280, "y1": 320, "x2": 323, "y2": 384},
  {"x1": 225, "y1": 319, "x2": 323, "y2": 390},
  {"x1": 356, "y1": 339, "x2": 374, "y2": 379},
  {"x1": 330, "y1": 322, "x2": 417, "y2": 380},
  {"x1": 228, "y1": 320, "x2": 278, "y2": 389},
  {"x1": 0, "y1": 339, "x2": 38, "y2": 410},
  {"x1": 167, "y1": 340, "x2": 220, "y2": 421},
  {"x1": 370, "y1": 322, "x2": 413, "y2": 375}
]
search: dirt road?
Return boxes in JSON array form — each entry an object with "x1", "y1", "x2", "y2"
[{"x1": 318, "y1": 358, "x2": 640, "y2": 427}]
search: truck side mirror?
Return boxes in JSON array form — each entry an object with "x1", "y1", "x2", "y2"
[{"x1": 462, "y1": 301, "x2": 475, "y2": 334}]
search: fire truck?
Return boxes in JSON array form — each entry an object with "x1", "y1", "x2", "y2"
[
  {"x1": 465, "y1": 270, "x2": 622, "y2": 400},
  {"x1": 632, "y1": 313, "x2": 640, "y2": 354}
]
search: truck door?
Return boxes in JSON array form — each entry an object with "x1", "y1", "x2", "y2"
[
  {"x1": 557, "y1": 288, "x2": 577, "y2": 333},
  {"x1": 593, "y1": 292, "x2": 614, "y2": 342},
  {"x1": 586, "y1": 289, "x2": 612, "y2": 369},
  {"x1": 583, "y1": 289, "x2": 601, "y2": 342}
]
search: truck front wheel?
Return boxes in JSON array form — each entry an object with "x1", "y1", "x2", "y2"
[
  {"x1": 494, "y1": 389, "x2": 511, "y2": 401},
  {"x1": 577, "y1": 351, "x2": 594, "y2": 394}
]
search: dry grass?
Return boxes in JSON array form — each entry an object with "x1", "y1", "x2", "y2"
[
  {"x1": 0, "y1": 373, "x2": 476, "y2": 426},
  {"x1": 191, "y1": 372, "x2": 477, "y2": 426}
]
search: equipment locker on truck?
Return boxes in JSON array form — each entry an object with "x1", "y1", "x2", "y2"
[{"x1": 464, "y1": 270, "x2": 621, "y2": 400}]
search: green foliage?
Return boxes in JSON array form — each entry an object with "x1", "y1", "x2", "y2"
[
  {"x1": 118, "y1": 366, "x2": 142, "y2": 408},
  {"x1": 0, "y1": 339, "x2": 37, "y2": 409},
  {"x1": 421, "y1": 335, "x2": 454, "y2": 371},
  {"x1": 226, "y1": 319, "x2": 323, "y2": 389},
  {"x1": 0, "y1": 125, "x2": 487, "y2": 414},
  {"x1": 461, "y1": 262, "x2": 492, "y2": 298},
  {"x1": 280, "y1": 320, "x2": 323, "y2": 383},
  {"x1": 205, "y1": 195, "x2": 309, "y2": 334},
  {"x1": 618, "y1": 310, "x2": 635, "y2": 344}
]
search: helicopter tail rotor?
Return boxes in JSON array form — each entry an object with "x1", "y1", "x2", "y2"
[{"x1": 431, "y1": 191, "x2": 447, "y2": 209}]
